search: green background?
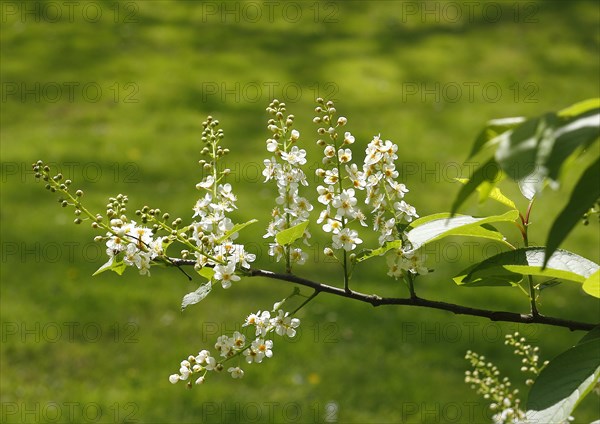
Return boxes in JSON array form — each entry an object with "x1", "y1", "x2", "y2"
[{"x1": 1, "y1": 1, "x2": 599, "y2": 423}]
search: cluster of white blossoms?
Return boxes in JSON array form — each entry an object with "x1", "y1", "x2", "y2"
[
  {"x1": 314, "y1": 99, "x2": 365, "y2": 257},
  {"x1": 104, "y1": 218, "x2": 161, "y2": 276},
  {"x1": 191, "y1": 117, "x2": 256, "y2": 288},
  {"x1": 95, "y1": 194, "x2": 164, "y2": 277},
  {"x1": 169, "y1": 306, "x2": 300, "y2": 387},
  {"x1": 313, "y1": 98, "x2": 427, "y2": 279},
  {"x1": 262, "y1": 100, "x2": 312, "y2": 270}
]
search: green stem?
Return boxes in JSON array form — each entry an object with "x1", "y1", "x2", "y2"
[
  {"x1": 522, "y1": 199, "x2": 538, "y2": 316},
  {"x1": 291, "y1": 290, "x2": 319, "y2": 315}
]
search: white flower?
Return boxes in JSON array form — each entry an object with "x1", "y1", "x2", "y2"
[
  {"x1": 389, "y1": 180, "x2": 408, "y2": 197},
  {"x1": 290, "y1": 248, "x2": 308, "y2": 265},
  {"x1": 228, "y1": 366, "x2": 244, "y2": 379},
  {"x1": 344, "y1": 131, "x2": 355, "y2": 144},
  {"x1": 281, "y1": 146, "x2": 307, "y2": 166},
  {"x1": 290, "y1": 129, "x2": 300, "y2": 140},
  {"x1": 213, "y1": 260, "x2": 240, "y2": 289},
  {"x1": 169, "y1": 374, "x2": 180, "y2": 384},
  {"x1": 323, "y1": 218, "x2": 343, "y2": 234},
  {"x1": 332, "y1": 189, "x2": 358, "y2": 219},
  {"x1": 346, "y1": 164, "x2": 366, "y2": 190},
  {"x1": 332, "y1": 228, "x2": 362, "y2": 251},
  {"x1": 262, "y1": 157, "x2": 279, "y2": 182},
  {"x1": 338, "y1": 148, "x2": 352, "y2": 163},
  {"x1": 324, "y1": 145, "x2": 336, "y2": 158},
  {"x1": 266, "y1": 138, "x2": 279, "y2": 152},
  {"x1": 196, "y1": 175, "x2": 215, "y2": 190},
  {"x1": 317, "y1": 185, "x2": 335, "y2": 205},
  {"x1": 272, "y1": 310, "x2": 300, "y2": 337},
  {"x1": 394, "y1": 200, "x2": 419, "y2": 222},
  {"x1": 219, "y1": 183, "x2": 237, "y2": 204},
  {"x1": 246, "y1": 338, "x2": 273, "y2": 363},
  {"x1": 323, "y1": 168, "x2": 339, "y2": 185}
]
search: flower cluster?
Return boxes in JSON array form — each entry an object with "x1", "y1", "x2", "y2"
[
  {"x1": 313, "y1": 98, "x2": 365, "y2": 259},
  {"x1": 464, "y1": 349, "x2": 525, "y2": 424},
  {"x1": 191, "y1": 117, "x2": 255, "y2": 287},
  {"x1": 262, "y1": 100, "x2": 312, "y2": 271},
  {"x1": 504, "y1": 332, "x2": 549, "y2": 386},
  {"x1": 464, "y1": 332, "x2": 556, "y2": 424},
  {"x1": 169, "y1": 306, "x2": 300, "y2": 387},
  {"x1": 313, "y1": 99, "x2": 427, "y2": 284}
]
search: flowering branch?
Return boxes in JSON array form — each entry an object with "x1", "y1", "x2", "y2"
[{"x1": 168, "y1": 258, "x2": 596, "y2": 332}]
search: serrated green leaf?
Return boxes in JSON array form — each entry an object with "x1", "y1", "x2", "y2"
[
  {"x1": 181, "y1": 282, "x2": 212, "y2": 311},
  {"x1": 355, "y1": 240, "x2": 402, "y2": 263},
  {"x1": 526, "y1": 338, "x2": 600, "y2": 424},
  {"x1": 92, "y1": 257, "x2": 126, "y2": 276},
  {"x1": 455, "y1": 247, "x2": 599, "y2": 287},
  {"x1": 214, "y1": 219, "x2": 258, "y2": 244},
  {"x1": 545, "y1": 158, "x2": 600, "y2": 266},
  {"x1": 197, "y1": 266, "x2": 215, "y2": 281},
  {"x1": 582, "y1": 270, "x2": 600, "y2": 299},
  {"x1": 275, "y1": 220, "x2": 309, "y2": 246},
  {"x1": 451, "y1": 159, "x2": 501, "y2": 215},
  {"x1": 406, "y1": 210, "x2": 518, "y2": 252}
]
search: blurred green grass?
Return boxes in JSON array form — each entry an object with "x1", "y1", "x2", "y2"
[{"x1": 1, "y1": 1, "x2": 599, "y2": 423}]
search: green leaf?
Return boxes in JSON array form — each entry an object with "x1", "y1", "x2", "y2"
[
  {"x1": 275, "y1": 220, "x2": 309, "y2": 246},
  {"x1": 405, "y1": 210, "x2": 518, "y2": 251},
  {"x1": 451, "y1": 158, "x2": 501, "y2": 215},
  {"x1": 196, "y1": 266, "x2": 215, "y2": 281},
  {"x1": 558, "y1": 98, "x2": 600, "y2": 118},
  {"x1": 181, "y1": 282, "x2": 212, "y2": 311},
  {"x1": 455, "y1": 247, "x2": 599, "y2": 287},
  {"x1": 526, "y1": 337, "x2": 600, "y2": 424},
  {"x1": 583, "y1": 270, "x2": 600, "y2": 299},
  {"x1": 455, "y1": 177, "x2": 516, "y2": 210},
  {"x1": 92, "y1": 257, "x2": 126, "y2": 276},
  {"x1": 214, "y1": 219, "x2": 258, "y2": 244},
  {"x1": 545, "y1": 158, "x2": 600, "y2": 266},
  {"x1": 578, "y1": 326, "x2": 600, "y2": 346},
  {"x1": 468, "y1": 117, "x2": 527, "y2": 158},
  {"x1": 355, "y1": 240, "x2": 402, "y2": 263}
]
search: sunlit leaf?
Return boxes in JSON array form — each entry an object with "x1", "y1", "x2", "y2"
[
  {"x1": 451, "y1": 159, "x2": 502, "y2": 215},
  {"x1": 181, "y1": 282, "x2": 212, "y2": 311},
  {"x1": 582, "y1": 270, "x2": 600, "y2": 299},
  {"x1": 545, "y1": 158, "x2": 600, "y2": 265},
  {"x1": 406, "y1": 210, "x2": 518, "y2": 252},
  {"x1": 214, "y1": 219, "x2": 258, "y2": 244},
  {"x1": 93, "y1": 257, "x2": 126, "y2": 276},
  {"x1": 526, "y1": 337, "x2": 600, "y2": 423},
  {"x1": 455, "y1": 177, "x2": 516, "y2": 209},
  {"x1": 455, "y1": 247, "x2": 599, "y2": 287},
  {"x1": 355, "y1": 240, "x2": 402, "y2": 263},
  {"x1": 275, "y1": 220, "x2": 309, "y2": 246}
]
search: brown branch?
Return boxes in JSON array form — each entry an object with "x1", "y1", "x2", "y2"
[{"x1": 169, "y1": 258, "x2": 597, "y2": 332}]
